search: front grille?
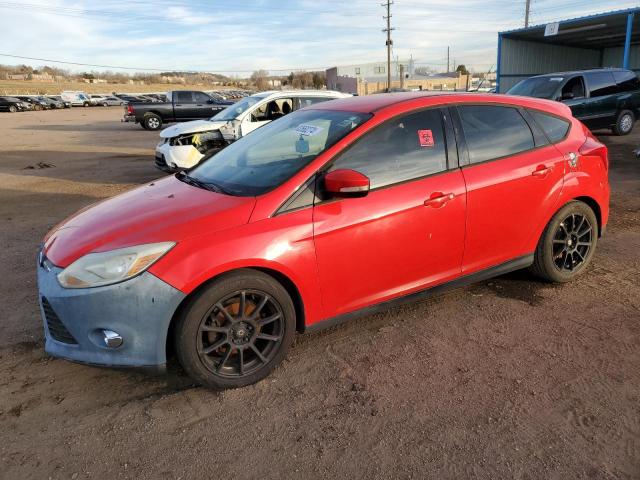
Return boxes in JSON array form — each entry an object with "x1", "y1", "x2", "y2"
[{"x1": 41, "y1": 297, "x2": 78, "y2": 344}]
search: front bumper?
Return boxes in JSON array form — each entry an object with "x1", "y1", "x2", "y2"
[
  {"x1": 155, "y1": 141, "x2": 204, "y2": 171},
  {"x1": 37, "y1": 260, "x2": 185, "y2": 368}
]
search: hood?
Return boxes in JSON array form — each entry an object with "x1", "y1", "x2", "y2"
[
  {"x1": 43, "y1": 175, "x2": 256, "y2": 267},
  {"x1": 159, "y1": 120, "x2": 228, "y2": 138}
]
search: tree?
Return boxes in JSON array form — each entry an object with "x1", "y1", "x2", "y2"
[
  {"x1": 250, "y1": 69, "x2": 269, "y2": 90},
  {"x1": 455, "y1": 64, "x2": 470, "y2": 76}
]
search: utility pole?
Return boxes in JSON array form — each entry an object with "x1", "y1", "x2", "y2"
[
  {"x1": 525, "y1": 0, "x2": 531, "y2": 27},
  {"x1": 447, "y1": 46, "x2": 450, "y2": 73},
  {"x1": 382, "y1": 0, "x2": 394, "y2": 92}
]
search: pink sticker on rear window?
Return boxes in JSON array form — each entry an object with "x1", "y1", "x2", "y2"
[{"x1": 418, "y1": 129, "x2": 434, "y2": 147}]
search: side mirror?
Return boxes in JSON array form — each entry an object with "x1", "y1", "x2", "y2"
[
  {"x1": 561, "y1": 92, "x2": 575, "y2": 100},
  {"x1": 324, "y1": 169, "x2": 370, "y2": 198}
]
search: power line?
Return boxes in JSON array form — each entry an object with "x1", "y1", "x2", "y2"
[{"x1": 0, "y1": 53, "x2": 327, "y2": 74}]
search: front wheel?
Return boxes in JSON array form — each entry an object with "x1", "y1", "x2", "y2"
[
  {"x1": 613, "y1": 110, "x2": 635, "y2": 136},
  {"x1": 175, "y1": 270, "x2": 296, "y2": 390},
  {"x1": 8, "y1": 105, "x2": 17, "y2": 113},
  {"x1": 530, "y1": 201, "x2": 598, "y2": 283}
]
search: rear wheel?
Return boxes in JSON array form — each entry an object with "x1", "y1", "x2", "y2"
[
  {"x1": 8, "y1": 105, "x2": 16, "y2": 113},
  {"x1": 143, "y1": 113, "x2": 162, "y2": 130},
  {"x1": 175, "y1": 270, "x2": 296, "y2": 390},
  {"x1": 613, "y1": 110, "x2": 635, "y2": 136},
  {"x1": 530, "y1": 201, "x2": 598, "y2": 283},
  {"x1": 102, "y1": 102, "x2": 108, "y2": 107}
]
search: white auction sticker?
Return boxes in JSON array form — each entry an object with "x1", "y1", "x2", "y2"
[{"x1": 294, "y1": 124, "x2": 323, "y2": 136}]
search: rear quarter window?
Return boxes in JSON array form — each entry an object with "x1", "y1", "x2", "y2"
[
  {"x1": 529, "y1": 110, "x2": 571, "y2": 143},
  {"x1": 613, "y1": 70, "x2": 640, "y2": 92}
]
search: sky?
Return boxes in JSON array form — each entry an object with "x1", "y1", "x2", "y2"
[{"x1": 0, "y1": 0, "x2": 638, "y2": 76}]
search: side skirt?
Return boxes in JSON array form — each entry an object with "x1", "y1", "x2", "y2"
[{"x1": 304, "y1": 254, "x2": 534, "y2": 334}]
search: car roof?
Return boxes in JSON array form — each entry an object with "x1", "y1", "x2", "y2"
[
  {"x1": 532, "y1": 68, "x2": 630, "y2": 78},
  {"x1": 257, "y1": 90, "x2": 349, "y2": 100},
  {"x1": 308, "y1": 91, "x2": 572, "y2": 118}
]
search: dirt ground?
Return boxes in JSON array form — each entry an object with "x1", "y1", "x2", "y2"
[{"x1": 0, "y1": 107, "x2": 638, "y2": 480}]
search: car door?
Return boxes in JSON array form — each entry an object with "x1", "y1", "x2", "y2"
[
  {"x1": 313, "y1": 107, "x2": 466, "y2": 318},
  {"x1": 173, "y1": 91, "x2": 196, "y2": 120},
  {"x1": 454, "y1": 104, "x2": 565, "y2": 274},
  {"x1": 194, "y1": 91, "x2": 225, "y2": 118},
  {"x1": 576, "y1": 71, "x2": 619, "y2": 129}
]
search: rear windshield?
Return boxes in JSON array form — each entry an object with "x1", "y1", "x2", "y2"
[{"x1": 507, "y1": 77, "x2": 564, "y2": 99}]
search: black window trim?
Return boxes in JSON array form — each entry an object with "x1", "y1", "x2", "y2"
[{"x1": 452, "y1": 102, "x2": 552, "y2": 168}]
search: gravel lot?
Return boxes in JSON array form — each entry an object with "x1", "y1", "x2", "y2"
[{"x1": 0, "y1": 107, "x2": 639, "y2": 479}]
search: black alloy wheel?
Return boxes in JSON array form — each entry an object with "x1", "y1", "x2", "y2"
[
  {"x1": 175, "y1": 269, "x2": 296, "y2": 389},
  {"x1": 530, "y1": 201, "x2": 598, "y2": 283},
  {"x1": 197, "y1": 290, "x2": 284, "y2": 377},
  {"x1": 551, "y1": 213, "x2": 593, "y2": 272}
]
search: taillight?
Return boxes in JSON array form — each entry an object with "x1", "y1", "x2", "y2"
[
  {"x1": 579, "y1": 134, "x2": 608, "y2": 171},
  {"x1": 126, "y1": 104, "x2": 134, "y2": 114}
]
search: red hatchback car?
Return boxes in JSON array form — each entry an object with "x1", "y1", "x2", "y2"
[{"x1": 38, "y1": 93, "x2": 609, "y2": 389}]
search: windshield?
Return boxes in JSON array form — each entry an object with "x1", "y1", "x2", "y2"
[
  {"x1": 190, "y1": 109, "x2": 371, "y2": 196},
  {"x1": 507, "y1": 77, "x2": 564, "y2": 99},
  {"x1": 210, "y1": 94, "x2": 270, "y2": 121}
]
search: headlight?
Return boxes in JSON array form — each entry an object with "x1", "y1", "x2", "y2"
[{"x1": 57, "y1": 242, "x2": 175, "y2": 289}]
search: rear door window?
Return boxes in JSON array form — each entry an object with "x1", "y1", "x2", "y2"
[
  {"x1": 175, "y1": 91, "x2": 194, "y2": 103},
  {"x1": 329, "y1": 108, "x2": 448, "y2": 189},
  {"x1": 458, "y1": 105, "x2": 535, "y2": 164},
  {"x1": 529, "y1": 110, "x2": 571, "y2": 143},
  {"x1": 585, "y1": 72, "x2": 617, "y2": 97},
  {"x1": 613, "y1": 70, "x2": 640, "y2": 92}
]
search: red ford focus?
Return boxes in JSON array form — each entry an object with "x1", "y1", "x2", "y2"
[{"x1": 37, "y1": 93, "x2": 609, "y2": 389}]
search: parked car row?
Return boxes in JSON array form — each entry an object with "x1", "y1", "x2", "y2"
[{"x1": 0, "y1": 95, "x2": 68, "y2": 111}]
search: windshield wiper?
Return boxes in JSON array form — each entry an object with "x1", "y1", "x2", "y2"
[{"x1": 176, "y1": 171, "x2": 235, "y2": 195}]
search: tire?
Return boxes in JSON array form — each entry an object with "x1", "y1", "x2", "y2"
[
  {"x1": 143, "y1": 113, "x2": 162, "y2": 130},
  {"x1": 83, "y1": 102, "x2": 89, "y2": 107},
  {"x1": 612, "y1": 109, "x2": 635, "y2": 136},
  {"x1": 34, "y1": 104, "x2": 41, "y2": 111},
  {"x1": 175, "y1": 269, "x2": 296, "y2": 390},
  {"x1": 529, "y1": 201, "x2": 598, "y2": 283},
  {"x1": 102, "y1": 102, "x2": 108, "y2": 107},
  {"x1": 8, "y1": 105, "x2": 16, "y2": 113}
]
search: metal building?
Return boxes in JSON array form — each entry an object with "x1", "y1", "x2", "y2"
[{"x1": 497, "y1": 8, "x2": 639, "y2": 92}]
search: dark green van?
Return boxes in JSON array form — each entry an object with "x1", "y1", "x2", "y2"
[{"x1": 507, "y1": 68, "x2": 640, "y2": 135}]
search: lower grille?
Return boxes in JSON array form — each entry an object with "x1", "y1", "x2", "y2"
[
  {"x1": 155, "y1": 154, "x2": 168, "y2": 169},
  {"x1": 41, "y1": 297, "x2": 78, "y2": 344}
]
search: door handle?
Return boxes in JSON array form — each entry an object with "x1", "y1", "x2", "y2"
[
  {"x1": 424, "y1": 192, "x2": 455, "y2": 208},
  {"x1": 532, "y1": 165, "x2": 552, "y2": 178}
]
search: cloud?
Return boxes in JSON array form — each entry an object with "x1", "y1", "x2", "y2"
[{"x1": 0, "y1": 0, "x2": 638, "y2": 74}]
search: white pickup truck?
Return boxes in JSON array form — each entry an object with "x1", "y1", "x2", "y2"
[{"x1": 154, "y1": 90, "x2": 350, "y2": 172}]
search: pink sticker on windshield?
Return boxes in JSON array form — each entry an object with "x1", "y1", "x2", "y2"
[{"x1": 418, "y1": 129, "x2": 434, "y2": 147}]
